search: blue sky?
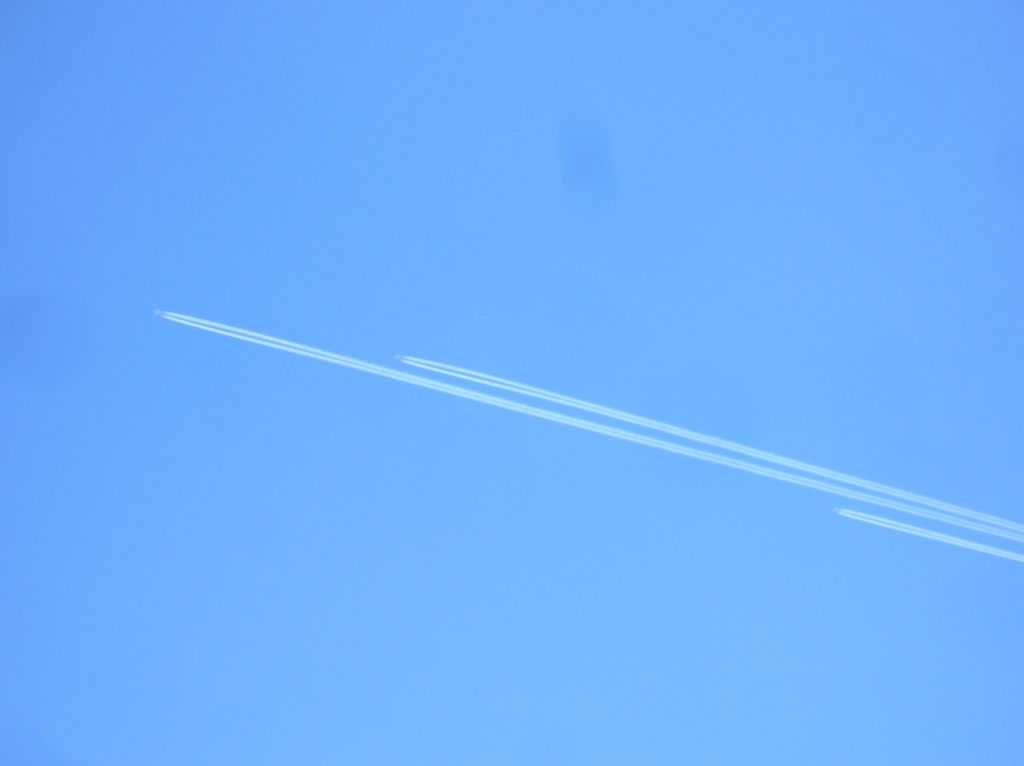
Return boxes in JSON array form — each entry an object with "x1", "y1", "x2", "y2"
[{"x1": 3, "y1": 2, "x2": 1024, "y2": 763}]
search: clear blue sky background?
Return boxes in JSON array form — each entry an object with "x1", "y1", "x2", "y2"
[{"x1": 4, "y1": 2, "x2": 1024, "y2": 764}]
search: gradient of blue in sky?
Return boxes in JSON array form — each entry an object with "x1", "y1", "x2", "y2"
[{"x1": 3, "y1": 2, "x2": 1024, "y2": 764}]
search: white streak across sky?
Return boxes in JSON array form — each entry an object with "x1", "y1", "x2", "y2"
[
  {"x1": 398, "y1": 355, "x2": 1024, "y2": 538},
  {"x1": 157, "y1": 311, "x2": 1024, "y2": 562},
  {"x1": 838, "y1": 509, "x2": 1024, "y2": 565}
]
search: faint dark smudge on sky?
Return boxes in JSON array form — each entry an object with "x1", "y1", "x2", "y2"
[
  {"x1": 994, "y1": 130, "x2": 1024, "y2": 196},
  {"x1": 0, "y1": 719, "x2": 68, "y2": 766},
  {"x1": 0, "y1": 293, "x2": 93, "y2": 387},
  {"x1": 557, "y1": 116, "x2": 618, "y2": 215}
]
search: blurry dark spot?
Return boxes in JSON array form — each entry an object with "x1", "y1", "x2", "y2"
[
  {"x1": 0, "y1": 293, "x2": 93, "y2": 387},
  {"x1": 0, "y1": 720, "x2": 67, "y2": 765},
  {"x1": 557, "y1": 116, "x2": 618, "y2": 215},
  {"x1": 994, "y1": 131, "x2": 1024, "y2": 196}
]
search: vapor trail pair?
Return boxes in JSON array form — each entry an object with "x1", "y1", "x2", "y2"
[{"x1": 157, "y1": 310, "x2": 1024, "y2": 566}]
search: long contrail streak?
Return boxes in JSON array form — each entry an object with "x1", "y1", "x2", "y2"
[
  {"x1": 837, "y1": 509, "x2": 1024, "y2": 565},
  {"x1": 399, "y1": 355, "x2": 1024, "y2": 538},
  {"x1": 157, "y1": 312, "x2": 1024, "y2": 546}
]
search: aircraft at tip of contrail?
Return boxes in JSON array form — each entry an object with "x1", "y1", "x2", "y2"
[
  {"x1": 397, "y1": 355, "x2": 1024, "y2": 539},
  {"x1": 837, "y1": 509, "x2": 1024, "y2": 565},
  {"x1": 156, "y1": 311, "x2": 1024, "y2": 557}
]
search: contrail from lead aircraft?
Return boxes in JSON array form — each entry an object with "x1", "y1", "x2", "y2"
[
  {"x1": 398, "y1": 355, "x2": 1024, "y2": 539},
  {"x1": 838, "y1": 509, "x2": 1024, "y2": 565},
  {"x1": 156, "y1": 312, "x2": 1024, "y2": 547}
]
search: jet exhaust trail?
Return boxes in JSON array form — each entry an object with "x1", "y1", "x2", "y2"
[
  {"x1": 399, "y1": 355, "x2": 1024, "y2": 539},
  {"x1": 157, "y1": 311, "x2": 1024, "y2": 547},
  {"x1": 838, "y1": 509, "x2": 1024, "y2": 565}
]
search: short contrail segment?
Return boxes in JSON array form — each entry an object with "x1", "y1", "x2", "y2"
[
  {"x1": 838, "y1": 509, "x2": 1024, "y2": 565},
  {"x1": 399, "y1": 355, "x2": 1024, "y2": 539},
  {"x1": 157, "y1": 312, "x2": 1022, "y2": 544}
]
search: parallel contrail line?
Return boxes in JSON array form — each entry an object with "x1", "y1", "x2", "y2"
[
  {"x1": 157, "y1": 312, "x2": 1024, "y2": 544},
  {"x1": 837, "y1": 509, "x2": 1024, "y2": 565},
  {"x1": 398, "y1": 355, "x2": 1024, "y2": 537}
]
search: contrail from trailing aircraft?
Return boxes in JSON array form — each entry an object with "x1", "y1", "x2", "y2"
[
  {"x1": 157, "y1": 312, "x2": 1024, "y2": 545},
  {"x1": 837, "y1": 509, "x2": 1024, "y2": 565},
  {"x1": 398, "y1": 355, "x2": 1024, "y2": 539}
]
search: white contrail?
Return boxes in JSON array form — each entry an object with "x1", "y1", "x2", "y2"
[
  {"x1": 398, "y1": 355, "x2": 1024, "y2": 538},
  {"x1": 837, "y1": 509, "x2": 1024, "y2": 565},
  {"x1": 157, "y1": 311, "x2": 1024, "y2": 544}
]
